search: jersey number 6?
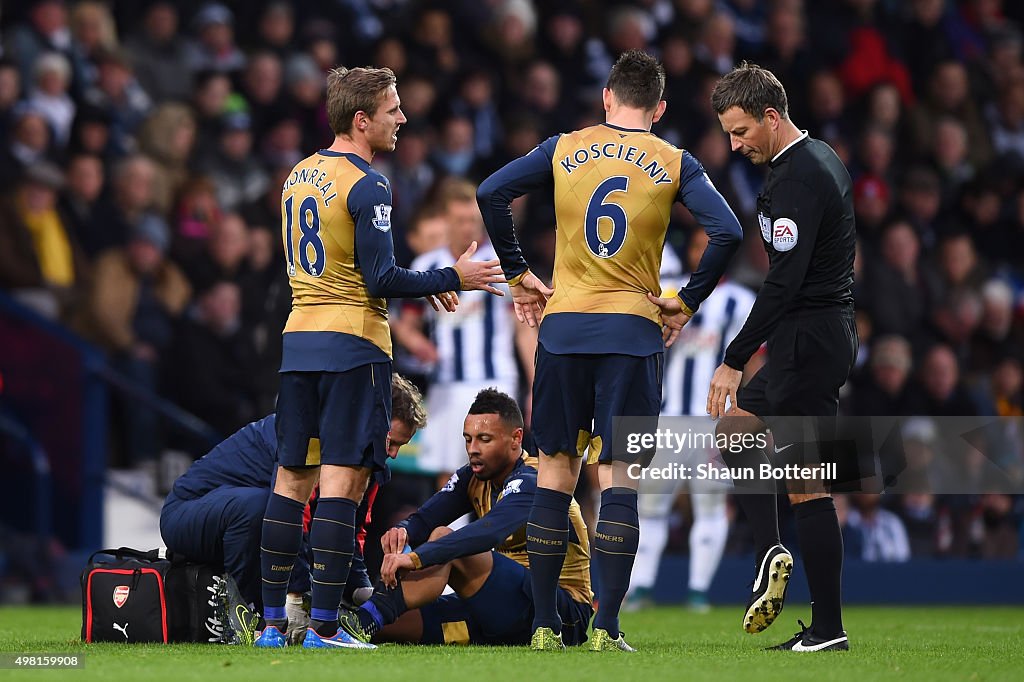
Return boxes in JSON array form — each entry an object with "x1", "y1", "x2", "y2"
[
  {"x1": 285, "y1": 194, "x2": 325, "y2": 278},
  {"x1": 584, "y1": 176, "x2": 630, "y2": 259}
]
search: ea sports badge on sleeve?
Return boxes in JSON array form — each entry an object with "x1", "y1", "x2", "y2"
[{"x1": 772, "y1": 218, "x2": 798, "y2": 251}]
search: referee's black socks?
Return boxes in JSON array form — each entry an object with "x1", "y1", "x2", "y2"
[{"x1": 794, "y1": 496, "x2": 845, "y2": 637}]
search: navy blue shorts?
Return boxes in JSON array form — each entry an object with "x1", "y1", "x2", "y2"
[
  {"x1": 532, "y1": 343, "x2": 662, "y2": 464},
  {"x1": 419, "y1": 552, "x2": 592, "y2": 646},
  {"x1": 276, "y1": 362, "x2": 392, "y2": 469},
  {"x1": 160, "y1": 487, "x2": 270, "y2": 606}
]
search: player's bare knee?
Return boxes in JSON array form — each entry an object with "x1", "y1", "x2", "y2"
[
  {"x1": 715, "y1": 407, "x2": 765, "y2": 440},
  {"x1": 274, "y1": 465, "x2": 319, "y2": 501},
  {"x1": 319, "y1": 464, "x2": 371, "y2": 501},
  {"x1": 597, "y1": 461, "x2": 638, "y2": 492},
  {"x1": 428, "y1": 526, "x2": 453, "y2": 542}
]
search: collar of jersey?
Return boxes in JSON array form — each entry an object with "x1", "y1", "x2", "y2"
[
  {"x1": 769, "y1": 130, "x2": 809, "y2": 166},
  {"x1": 317, "y1": 149, "x2": 372, "y2": 169},
  {"x1": 602, "y1": 122, "x2": 648, "y2": 133}
]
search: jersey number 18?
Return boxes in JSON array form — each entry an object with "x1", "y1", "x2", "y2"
[{"x1": 285, "y1": 194, "x2": 325, "y2": 277}]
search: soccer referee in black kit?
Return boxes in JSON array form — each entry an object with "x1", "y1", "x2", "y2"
[{"x1": 709, "y1": 63, "x2": 856, "y2": 652}]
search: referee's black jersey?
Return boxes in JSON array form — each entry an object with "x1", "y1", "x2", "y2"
[{"x1": 723, "y1": 133, "x2": 855, "y2": 370}]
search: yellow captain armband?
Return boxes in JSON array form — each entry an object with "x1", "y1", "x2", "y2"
[
  {"x1": 676, "y1": 294, "x2": 696, "y2": 317},
  {"x1": 408, "y1": 552, "x2": 423, "y2": 570},
  {"x1": 507, "y1": 269, "x2": 531, "y2": 287}
]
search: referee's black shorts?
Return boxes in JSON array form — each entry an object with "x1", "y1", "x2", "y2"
[{"x1": 737, "y1": 307, "x2": 857, "y2": 452}]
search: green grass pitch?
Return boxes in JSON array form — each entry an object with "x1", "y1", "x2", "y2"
[{"x1": 1, "y1": 605, "x2": 1021, "y2": 681}]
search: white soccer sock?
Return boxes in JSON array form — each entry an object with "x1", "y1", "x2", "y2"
[
  {"x1": 688, "y1": 493, "x2": 728, "y2": 593},
  {"x1": 631, "y1": 515, "x2": 670, "y2": 592}
]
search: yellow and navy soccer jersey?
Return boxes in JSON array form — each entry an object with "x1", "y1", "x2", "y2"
[
  {"x1": 280, "y1": 150, "x2": 461, "y2": 372},
  {"x1": 478, "y1": 123, "x2": 743, "y2": 357},
  {"x1": 400, "y1": 454, "x2": 592, "y2": 604}
]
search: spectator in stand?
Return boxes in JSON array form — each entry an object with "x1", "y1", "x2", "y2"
[
  {"x1": 199, "y1": 111, "x2": 268, "y2": 212},
  {"x1": 0, "y1": 106, "x2": 55, "y2": 188},
  {"x1": 4, "y1": 0, "x2": 73, "y2": 87},
  {"x1": 68, "y1": 1, "x2": 118, "y2": 97},
  {"x1": 896, "y1": 493, "x2": 940, "y2": 558},
  {"x1": 969, "y1": 280, "x2": 1023, "y2": 376},
  {"x1": 25, "y1": 52, "x2": 75, "y2": 148},
  {"x1": 451, "y1": 69, "x2": 503, "y2": 162},
  {"x1": 85, "y1": 214, "x2": 190, "y2": 465},
  {"x1": 910, "y1": 344, "x2": 981, "y2": 416},
  {"x1": 990, "y1": 356, "x2": 1024, "y2": 417},
  {"x1": 978, "y1": 494, "x2": 1021, "y2": 559},
  {"x1": 431, "y1": 114, "x2": 476, "y2": 178},
  {"x1": 240, "y1": 52, "x2": 286, "y2": 140},
  {"x1": 137, "y1": 103, "x2": 197, "y2": 208},
  {"x1": 59, "y1": 152, "x2": 108, "y2": 257},
  {"x1": 123, "y1": 2, "x2": 191, "y2": 104},
  {"x1": 853, "y1": 175, "x2": 892, "y2": 242},
  {"x1": 183, "y1": 3, "x2": 245, "y2": 76},
  {"x1": 166, "y1": 280, "x2": 259, "y2": 444},
  {"x1": 0, "y1": 163, "x2": 88, "y2": 320},
  {"x1": 848, "y1": 335, "x2": 920, "y2": 416},
  {"x1": 865, "y1": 220, "x2": 942, "y2": 350},
  {"x1": 0, "y1": 60, "x2": 22, "y2": 140},
  {"x1": 191, "y1": 70, "x2": 233, "y2": 163},
  {"x1": 181, "y1": 212, "x2": 251, "y2": 294},
  {"x1": 255, "y1": 2, "x2": 296, "y2": 58},
  {"x1": 847, "y1": 493, "x2": 911, "y2": 562},
  {"x1": 82, "y1": 48, "x2": 152, "y2": 156},
  {"x1": 910, "y1": 60, "x2": 993, "y2": 171},
  {"x1": 897, "y1": 165, "x2": 945, "y2": 250},
  {"x1": 86, "y1": 154, "x2": 162, "y2": 257}
]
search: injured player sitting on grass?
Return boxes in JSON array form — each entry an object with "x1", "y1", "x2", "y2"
[{"x1": 338, "y1": 388, "x2": 594, "y2": 646}]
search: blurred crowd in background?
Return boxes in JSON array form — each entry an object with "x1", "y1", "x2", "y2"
[{"x1": 1, "y1": 0, "x2": 1023, "y2": 563}]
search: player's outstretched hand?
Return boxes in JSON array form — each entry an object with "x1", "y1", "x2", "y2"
[
  {"x1": 454, "y1": 241, "x2": 506, "y2": 295},
  {"x1": 646, "y1": 293, "x2": 693, "y2": 348},
  {"x1": 427, "y1": 291, "x2": 459, "y2": 312},
  {"x1": 511, "y1": 271, "x2": 554, "y2": 327},
  {"x1": 380, "y1": 552, "x2": 415, "y2": 588},
  {"x1": 380, "y1": 526, "x2": 409, "y2": 554},
  {"x1": 707, "y1": 363, "x2": 742, "y2": 420}
]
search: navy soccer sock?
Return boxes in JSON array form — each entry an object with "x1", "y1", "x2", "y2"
[
  {"x1": 794, "y1": 496, "x2": 845, "y2": 637},
  {"x1": 358, "y1": 581, "x2": 407, "y2": 635},
  {"x1": 309, "y1": 497, "x2": 358, "y2": 635},
  {"x1": 527, "y1": 487, "x2": 573, "y2": 633},
  {"x1": 260, "y1": 493, "x2": 306, "y2": 624},
  {"x1": 592, "y1": 487, "x2": 640, "y2": 637}
]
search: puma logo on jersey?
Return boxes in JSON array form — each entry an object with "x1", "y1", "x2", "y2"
[{"x1": 113, "y1": 622, "x2": 129, "y2": 640}]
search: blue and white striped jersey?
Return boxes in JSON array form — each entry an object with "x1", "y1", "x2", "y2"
[
  {"x1": 410, "y1": 241, "x2": 518, "y2": 385},
  {"x1": 661, "y1": 270, "x2": 755, "y2": 417}
]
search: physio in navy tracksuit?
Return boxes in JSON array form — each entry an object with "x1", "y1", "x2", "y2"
[{"x1": 159, "y1": 375, "x2": 427, "y2": 611}]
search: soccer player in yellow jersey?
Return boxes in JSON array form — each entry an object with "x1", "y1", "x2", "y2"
[
  {"x1": 336, "y1": 389, "x2": 592, "y2": 647},
  {"x1": 477, "y1": 50, "x2": 744, "y2": 651},
  {"x1": 255, "y1": 66, "x2": 504, "y2": 650}
]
